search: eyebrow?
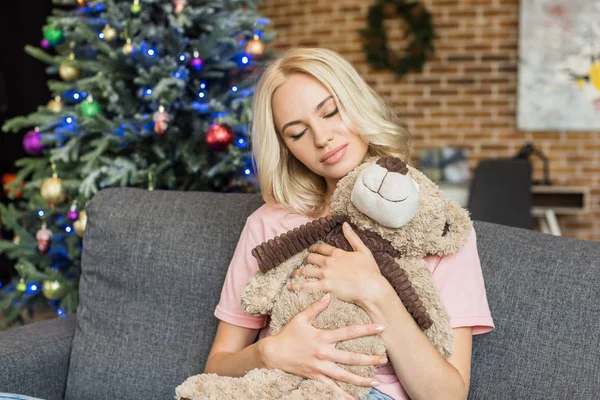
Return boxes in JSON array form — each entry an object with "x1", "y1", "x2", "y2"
[{"x1": 280, "y1": 95, "x2": 334, "y2": 135}]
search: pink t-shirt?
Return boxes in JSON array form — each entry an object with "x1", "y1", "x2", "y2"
[{"x1": 215, "y1": 203, "x2": 495, "y2": 400}]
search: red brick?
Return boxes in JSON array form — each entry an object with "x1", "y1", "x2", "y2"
[{"x1": 258, "y1": 0, "x2": 600, "y2": 240}]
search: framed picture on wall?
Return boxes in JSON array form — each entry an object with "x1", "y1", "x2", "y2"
[
  {"x1": 517, "y1": 0, "x2": 600, "y2": 131},
  {"x1": 418, "y1": 148, "x2": 470, "y2": 184}
]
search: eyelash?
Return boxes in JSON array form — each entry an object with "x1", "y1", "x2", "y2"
[{"x1": 291, "y1": 108, "x2": 339, "y2": 141}]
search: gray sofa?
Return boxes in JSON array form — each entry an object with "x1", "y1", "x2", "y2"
[{"x1": 1, "y1": 188, "x2": 598, "y2": 399}]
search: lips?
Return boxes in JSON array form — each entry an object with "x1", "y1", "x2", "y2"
[{"x1": 321, "y1": 144, "x2": 348, "y2": 162}]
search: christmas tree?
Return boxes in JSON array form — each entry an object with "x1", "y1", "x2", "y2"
[{"x1": 0, "y1": 0, "x2": 275, "y2": 330}]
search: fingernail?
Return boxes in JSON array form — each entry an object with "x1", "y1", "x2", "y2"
[
  {"x1": 287, "y1": 284, "x2": 293, "y2": 291},
  {"x1": 380, "y1": 357, "x2": 388, "y2": 365},
  {"x1": 375, "y1": 325, "x2": 385, "y2": 332},
  {"x1": 343, "y1": 222, "x2": 351, "y2": 230},
  {"x1": 321, "y1": 293, "x2": 331, "y2": 301},
  {"x1": 370, "y1": 381, "x2": 380, "y2": 387}
]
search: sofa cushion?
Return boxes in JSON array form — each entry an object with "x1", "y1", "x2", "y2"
[
  {"x1": 65, "y1": 188, "x2": 263, "y2": 400},
  {"x1": 470, "y1": 221, "x2": 600, "y2": 399}
]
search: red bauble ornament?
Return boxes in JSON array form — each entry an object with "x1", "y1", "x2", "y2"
[
  {"x1": 205, "y1": 123, "x2": 234, "y2": 151},
  {"x1": 153, "y1": 105, "x2": 169, "y2": 135},
  {"x1": 36, "y1": 227, "x2": 53, "y2": 255}
]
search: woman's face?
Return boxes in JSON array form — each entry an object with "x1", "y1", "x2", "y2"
[{"x1": 272, "y1": 73, "x2": 369, "y2": 185}]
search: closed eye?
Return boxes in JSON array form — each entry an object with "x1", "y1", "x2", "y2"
[{"x1": 291, "y1": 108, "x2": 339, "y2": 141}]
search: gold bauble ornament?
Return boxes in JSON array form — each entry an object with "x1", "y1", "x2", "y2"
[
  {"x1": 102, "y1": 25, "x2": 118, "y2": 41},
  {"x1": 42, "y1": 279, "x2": 68, "y2": 300},
  {"x1": 41, "y1": 175, "x2": 66, "y2": 204},
  {"x1": 73, "y1": 210, "x2": 87, "y2": 237},
  {"x1": 59, "y1": 62, "x2": 80, "y2": 81},
  {"x1": 122, "y1": 39, "x2": 134, "y2": 56},
  {"x1": 47, "y1": 96, "x2": 63, "y2": 113},
  {"x1": 245, "y1": 34, "x2": 265, "y2": 58},
  {"x1": 59, "y1": 54, "x2": 80, "y2": 81}
]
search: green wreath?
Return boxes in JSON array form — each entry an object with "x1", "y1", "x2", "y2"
[{"x1": 359, "y1": 0, "x2": 436, "y2": 78}]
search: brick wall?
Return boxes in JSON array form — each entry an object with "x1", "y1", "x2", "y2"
[{"x1": 258, "y1": 0, "x2": 600, "y2": 241}]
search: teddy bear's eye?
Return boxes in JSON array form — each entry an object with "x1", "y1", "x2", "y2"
[{"x1": 442, "y1": 222, "x2": 450, "y2": 237}]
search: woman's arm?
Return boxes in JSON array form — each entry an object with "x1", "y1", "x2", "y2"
[
  {"x1": 203, "y1": 321, "x2": 268, "y2": 376},
  {"x1": 360, "y1": 281, "x2": 472, "y2": 400}
]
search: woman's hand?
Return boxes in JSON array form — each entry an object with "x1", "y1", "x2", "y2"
[
  {"x1": 289, "y1": 222, "x2": 389, "y2": 307},
  {"x1": 260, "y1": 293, "x2": 387, "y2": 400}
]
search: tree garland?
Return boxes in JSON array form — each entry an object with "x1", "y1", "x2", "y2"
[{"x1": 360, "y1": 0, "x2": 436, "y2": 78}]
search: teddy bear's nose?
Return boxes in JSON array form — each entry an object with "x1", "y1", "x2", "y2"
[{"x1": 375, "y1": 156, "x2": 408, "y2": 174}]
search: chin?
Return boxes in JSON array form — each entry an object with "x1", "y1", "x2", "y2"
[{"x1": 322, "y1": 156, "x2": 362, "y2": 179}]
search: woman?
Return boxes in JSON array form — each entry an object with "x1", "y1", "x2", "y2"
[{"x1": 205, "y1": 47, "x2": 494, "y2": 400}]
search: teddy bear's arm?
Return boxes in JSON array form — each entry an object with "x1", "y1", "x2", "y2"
[
  {"x1": 250, "y1": 215, "x2": 344, "y2": 273},
  {"x1": 373, "y1": 252, "x2": 432, "y2": 330}
]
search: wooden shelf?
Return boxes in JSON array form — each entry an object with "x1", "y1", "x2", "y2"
[{"x1": 531, "y1": 185, "x2": 590, "y2": 215}]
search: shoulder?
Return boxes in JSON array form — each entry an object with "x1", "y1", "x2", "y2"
[{"x1": 246, "y1": 202, "x2": 311, "y2": 243}]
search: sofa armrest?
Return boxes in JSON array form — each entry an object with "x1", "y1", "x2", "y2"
[{"x1": 0, "y1": 314, "x2": 76, "y2": 400}]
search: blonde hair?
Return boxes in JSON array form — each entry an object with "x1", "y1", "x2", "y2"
[{"x1": 250, "y1": 47, "x2": 412, "y2": 218}]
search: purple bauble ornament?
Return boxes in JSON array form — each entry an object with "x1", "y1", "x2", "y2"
[
  {"x1": 67, "y1": 210, "x2": 79, "y2": 221},
  {"x1": 41, "y1": 39, "x2": 50, "y2": 49},
  {"x1": 190, "y1": 57, "x2": 203, "y2": 70},
  {"x1": 23, "y1": 129, "x2": 44, "y2": 156}
]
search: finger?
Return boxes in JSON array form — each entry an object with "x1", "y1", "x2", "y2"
[
  {"x1": 315, "y1": 375, "x2": 355, "y2": 400},
  {"x1": 342, "y1": 222, "x2": 369, "y2": 253},
  {"x1": 324, "y1": 363, "x2": 381, "y2": 388},
  {"x1": 326, "y1": 348, "x2": 388, "y2": 367},
  {"x1": 288, "y1": 280, "x2": 323, "y2": 293},
  {"x1": 308, "y1": 242, "x2": 336, "y2": 256},
  {"x1": 325, "y1": 323, "x2": 385, "y2": 343},
  {"x1": 300, "y1": 293, "x2": 331, "y2": 323},
  {"x1": 291, "y1": 267, "x2": 324, "y2": 279},
  {"x1": 303, "y1": 252, "x2": 327, "y2": 267}
]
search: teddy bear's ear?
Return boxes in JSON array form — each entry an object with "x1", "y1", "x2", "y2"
[{"x1": 430, "y1": 198, "x2": 472, "y2": 256}]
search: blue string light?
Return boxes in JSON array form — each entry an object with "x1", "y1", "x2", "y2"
[
  {"x1": 236, "y1": 138, "x2": 248, "y2": 149},
  {"x1": 179, "y1": 54, "x2": 186, "y2": 62},
  {"x1": 191, "y1": 102, "x2": 210, "y2": 113},
  {"x1": 26, "y1": 283, "x2": 39, "y2": 294},
  {"x1": 198, "y1": 92, "x2": 205, "y2": 98},
  {"x1": 231, "y1": 86, "x2": 238, "y2": 92},
  {"x1": 173, "y1": 68, "x2": 188, "y2": 79},
  {"x1": 38, "y1": 210, "x2": 45, "y2": 217},
  {"x1": 256, "y1": 18, "x2": 271, "y2": 26}
]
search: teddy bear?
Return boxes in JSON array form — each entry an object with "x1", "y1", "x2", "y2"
[{"x1": 175, "y1": 155, "x2": 472, "y2": 400}]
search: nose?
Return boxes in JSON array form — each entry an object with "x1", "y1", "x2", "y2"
[
  {"x1": 313, "y1": 126, "x2": 334, "y2": 148},
  {"x1": 376, "y1": 156, "x2": 409, "y2": 174}
]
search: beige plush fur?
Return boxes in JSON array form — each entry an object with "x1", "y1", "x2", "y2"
[{"x1": 175, "y1": 156, "x2": 472, "y2": 400}]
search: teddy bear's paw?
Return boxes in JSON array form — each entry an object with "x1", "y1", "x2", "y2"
[{"x1": 175, "y1": 369, "x2": 304, "y2": 400}]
